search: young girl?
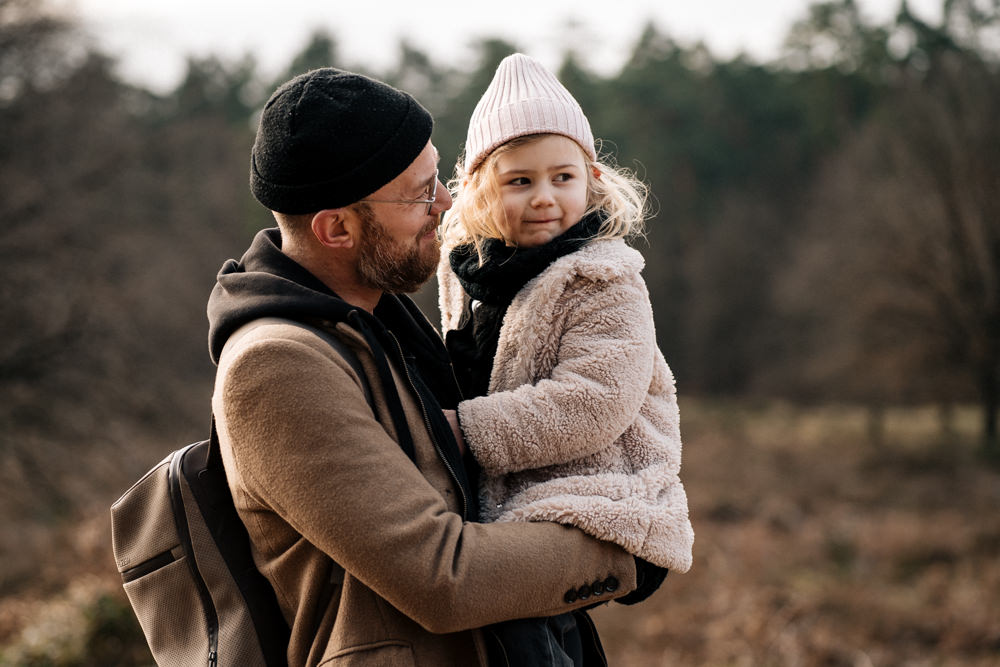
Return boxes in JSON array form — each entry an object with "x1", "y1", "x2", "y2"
[{"x1": 439, "y1": 53, "x2": 694, "y2": 664}]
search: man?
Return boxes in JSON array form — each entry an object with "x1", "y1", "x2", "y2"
[{"x1": 207, "y1": 68, "x2": 643, "y2": 666}]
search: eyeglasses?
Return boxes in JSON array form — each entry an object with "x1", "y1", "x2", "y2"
[{"x1": 360, "y1": 169, "x2": 438, "y2": 216}]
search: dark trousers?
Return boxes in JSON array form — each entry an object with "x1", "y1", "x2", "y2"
[{"x1": 485, "y1": 610, "x2": 607, "y2": 667}]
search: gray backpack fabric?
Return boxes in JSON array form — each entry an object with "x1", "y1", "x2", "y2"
[
  {"x1": 111, "y1": 427, "x2": 288, "y2": 667},
  {"x1": 111, "y1": 320, "x2": 368, "y2": 666}
]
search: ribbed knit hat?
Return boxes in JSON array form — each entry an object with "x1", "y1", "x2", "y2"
[
  {"x1": 250, "y1": 68, "x2": 433, "y2": 214},
  {"x1": 463, "y1": 53, "x2": 595, "y2": 174}
]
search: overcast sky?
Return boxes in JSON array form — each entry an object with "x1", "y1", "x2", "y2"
[{"x1": 56, "y1": 0, "x2": 943, "y2": 93}]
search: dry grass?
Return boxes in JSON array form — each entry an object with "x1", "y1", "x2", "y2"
[
  {"x1": 0, "y1": 400, "x2": 997, "y2": 665},
  {"x1": 592, "y1": 400, "x2": 1000, "y2": 666}
]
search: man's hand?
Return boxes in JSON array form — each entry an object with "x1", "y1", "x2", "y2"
[{"x1": 442, "y1": 409, "x2": 466, "y2": 456}]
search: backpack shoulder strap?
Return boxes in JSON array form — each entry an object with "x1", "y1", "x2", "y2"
[{"x1": 194, "y1": 421, "x2": 290, "y2": 666}]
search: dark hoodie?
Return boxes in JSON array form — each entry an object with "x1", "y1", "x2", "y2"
[{"x1": 207, "y1": 227, "x2": 477, "y2": 519}]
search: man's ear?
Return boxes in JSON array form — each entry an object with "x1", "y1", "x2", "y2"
[{"x1": 311, "y1": 209, "x2": 356, "y2": 249}]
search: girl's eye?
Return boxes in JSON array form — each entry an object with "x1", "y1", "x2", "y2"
[
  {"x1": 554, "y1": 173, "x2": 573, "y2": 183},
  {"x1": 508, "y1": 177, "x2": 530, "y2": 186}
]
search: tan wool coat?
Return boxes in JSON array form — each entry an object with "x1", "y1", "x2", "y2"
[
  {"x1": 439, "y1": 239, "x2": 695, "y2": 573},
  {"x1": 213, "y1": 318, "x2": 636, "y2": 667}
]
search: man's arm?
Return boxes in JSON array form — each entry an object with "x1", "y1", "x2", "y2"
[{"x1": 215, "y1": 329, "x2": 636, "y2": 634}]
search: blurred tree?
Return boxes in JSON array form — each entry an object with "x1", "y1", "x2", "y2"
[
  {"x1": 0, "y1": 0, "x2": 259, "y2": 593},
  {"x1": 782, "y1": 0, "x2": 894, "y2": 75},
  {"x1": 279, "y1": 29, "x2": 339, "y2": 82},
  {"x1": 603, "y1": 20, "x2": 878, "y2": 394},
  {"x1": 938, "y1": 0, "x2": 1000, "y2": 57},
  {"x1": 775, "y1": 42, "x2": 999, "y2": 454},
  {"x1": 0, "y1": 0, "x2": 75, "y2": 100},
  {"x1": 384, "y1": 40, "x2": 456, "y2": 114},
  {"x1": 607, "y1": 25, "x2": 713, "y2": 385},
  {"x1": 171, "y1": 54, "x2": 259, "y2": 123},
  {"x1": 898, "y1": 51, "x2": 1000, "y2": 454}
]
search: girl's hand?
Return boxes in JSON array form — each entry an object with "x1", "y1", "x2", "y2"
[{"x1": 443, "y1": 409, "x2": 466, "y2": 456}]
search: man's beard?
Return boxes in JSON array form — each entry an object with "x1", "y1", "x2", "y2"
[{"x1": 355, "y1": 204, "x2": 441, "y2": 294}]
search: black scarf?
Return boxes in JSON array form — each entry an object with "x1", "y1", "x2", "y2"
[
  {"x1": 449, "y1": 211, "x2": 605, "y2": 307},
  {"x1": 446, "y1": 212, "x2": 605, "y2": 399}
]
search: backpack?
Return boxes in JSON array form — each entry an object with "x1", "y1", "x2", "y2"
[{"x1": 110, "y1": 319, "x2": 370, "y2": 667}]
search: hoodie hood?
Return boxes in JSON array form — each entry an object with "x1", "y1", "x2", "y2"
[
  {"x1": 207, "y1": 227, "x2": 459, "y2": 409},
  {"x1": 207, "y1": 228, "x2": 362, "y2": 364}
]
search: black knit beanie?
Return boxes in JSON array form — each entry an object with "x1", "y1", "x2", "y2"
[{"x1": 250, "y1": 68, "x2": 433, "y2": 214}]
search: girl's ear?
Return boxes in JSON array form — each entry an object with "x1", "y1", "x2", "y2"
[
  {"x1": 592, "y1": 166, "x2": 602, "y2": 181},
  {"x1": 311, "y1": 209, "x2": 355, "y2": 249}
]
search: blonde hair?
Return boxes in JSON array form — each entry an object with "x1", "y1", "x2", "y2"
[{"x1": 442, "y1": 133, "x2": 649, "y2": 264}]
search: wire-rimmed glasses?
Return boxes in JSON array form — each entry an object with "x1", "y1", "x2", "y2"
[{"x1": 360, "y1": 169, "x2": 438, "y2": 216}]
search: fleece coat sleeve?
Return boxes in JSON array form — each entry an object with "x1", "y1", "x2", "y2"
[
  {"x1": 214, "y1": 326, "x2": 636, "y2": 635},
  {"x1": 457, "y1": 272, "x2": 657, "y2": 476}
]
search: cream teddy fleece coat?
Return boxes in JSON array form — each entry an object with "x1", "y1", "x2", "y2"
[{"x1": 439, "y1": 238, "x2": 694, "y2": 572}]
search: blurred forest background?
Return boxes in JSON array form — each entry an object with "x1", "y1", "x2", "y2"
[{"x1": 0, "y1": 0, "x2": 998, "y2": 663}]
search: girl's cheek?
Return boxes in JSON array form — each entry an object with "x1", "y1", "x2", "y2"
[{"x1": 502, "y1": 205, "x2": 516, "y2": 226}]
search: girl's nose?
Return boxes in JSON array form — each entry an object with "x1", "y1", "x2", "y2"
[{"x1": 530, "y1": 185, "x2": 555, "y2": 207}]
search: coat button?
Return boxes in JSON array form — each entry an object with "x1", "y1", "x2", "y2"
[
  {"x1": 603, "y1": 576, "x2": 619, "y2": 593},
  {"x1": 591, "y1": 580, "x2": 604, "y2": 595},
  {"x1": 577, "y1": 584, "x2": 591, "y2": 600},
  {"x1": 563, "y1": 588, "x2": 578, "y2": 604}
]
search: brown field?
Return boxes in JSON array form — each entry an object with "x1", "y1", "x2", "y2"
[
  {"x1": 594, "y1": 401, "x2": 1000, "y2": 666},
  {"x1": 1, "y1": 400, "x2": 998, "y2": 666}
]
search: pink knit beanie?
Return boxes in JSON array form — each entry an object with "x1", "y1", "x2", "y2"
[{"x1": 463, "y1": 53, "x2": 596, "y2": 174}]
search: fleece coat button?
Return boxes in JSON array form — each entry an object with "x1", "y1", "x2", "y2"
[
  {"x1": 563, "y1": 589, "x2": 578, "y2": 604},
  {"x1": 603, "y1": 576, "x2": 619, "y2": 593},
  {"x1": 577, "y1": 584, "x2": 591, "y2": 600},
  {"x1": 591, "y1": 580, "x2": 604, "y2": 595}
]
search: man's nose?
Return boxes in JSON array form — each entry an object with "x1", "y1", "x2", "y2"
[{"x1": 431, "y1": 177, "x2": 452, "y2": 213}]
